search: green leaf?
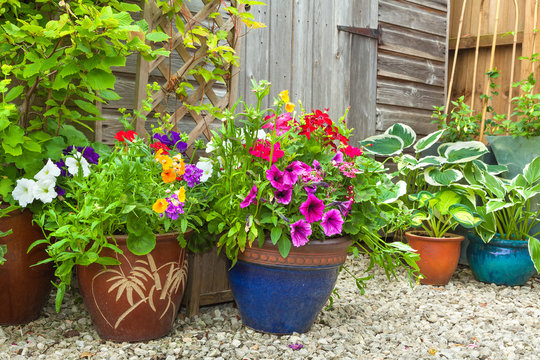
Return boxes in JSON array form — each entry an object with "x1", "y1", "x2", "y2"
[
  {"x1": 528, "y1": 237, "x2": 540, "y2": 273},
  {"x1": 22, "y1": 139, "x2": 41, "y2": 153},
  {"x1": 94, "y1": 256, "x2": 121, "y2": 266},
  {"x1": 444, "y1": 141, "x2": 488, "y2": 164},
  {"x1": 411, "y1": 210, "x2": 429, "y2": 227},
  {"x1": 78, "y1": 252, "x2": 99, "y2": 266},
  {"x1": 360, "y1": 134, "x2": 404, "y2": 156},
  {"x1": 3, "y1": 125, "x2": 25, "y2": 147},
  {"x1": 277, "y1": 236, "x2": 291, "y2": 258},
  {"x1": 146, "y1": 31, "x2": 170, "y2": 42},
  {"x1": 5, "y1": 85, "x2": 24, "y2": 102},
  {"x1": 22, "y1": 62, "x2": 41, "y2": 78},
  {"x1": 385, "y1": 123, "x2": 416, "y2": 148},
  {"x1": 270, "y1": 227, "x2": 282, "y2": 245},
  {"x1": 448, "y1": 204, "x2": 483, "y2": 228},
  {"x1": 0, "y1": 178, "x2": 14, "y2": 199},
  {"x1": 523, "y1": 156, "x2": 540, "y2": 184},
  {"x1": 127, "y1": 229, "x2": 156, "y2": 255},
  {"x1": 414, "y1": 129, "x2": 445, "y2": 152},
  {"x1": 486, "y1": 199, "x2": 513, "y2": 213},
  {"x1": 86, "y1": 69, "x2": 116, "y2": 90},
  {"x1": 74, "y1": 99, "x2": 101, "y2": 116},
  {"x1": 435, "y1": 190, "x2": 461, "y2": 215},
  {"x1": 424, "y1": 168, "x2": 463, "y2": 186}
]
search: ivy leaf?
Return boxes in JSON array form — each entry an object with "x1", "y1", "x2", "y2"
[{"x1": 86, "y1": 69, "x2": 116, "y2": 90}]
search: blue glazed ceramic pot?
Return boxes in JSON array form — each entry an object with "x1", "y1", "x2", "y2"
[
  {"x1": 467, "y1": 233, "x2": 536, "y2": 286},
  {"x1": 227, "y1": 237, "x2": 352, "y2": 334}
]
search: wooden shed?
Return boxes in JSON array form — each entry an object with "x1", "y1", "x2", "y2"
[{"x1": 238, "y1": 0, "x2": 449, "y2": 142}]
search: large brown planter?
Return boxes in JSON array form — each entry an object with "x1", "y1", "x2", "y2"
[
  {"x1": 405, "y1": 231, "x2": 464, "y2": 285},
  {"x1": 77, "y1": 232, "x2": 188, "y2": 342},
  {"x1": 0, "y1": 208, "x2": 53, "y2": 325}
]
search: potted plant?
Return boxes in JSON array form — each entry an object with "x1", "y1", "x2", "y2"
[
  {"x1": 200, "y1": 81, "x2": 420, "y2": 334},
  {"x1": 463, "y1": 157, "x2": 540, "y2": 286},
  {"x1": 21, "y1": 126, "x2": 206, "y2": 341}
]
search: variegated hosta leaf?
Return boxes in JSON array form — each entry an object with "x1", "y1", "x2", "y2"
[
  {"x1": 481, "y1": 172, "x2": 506, "y2": 199},
  {"x1": 463, "y1": 162, "x2": 485, "y2": 187},
  {"x1": 424, "y1": 168, "x2": 463, "y2": 186},
  {"x1": 437, "y1": 142, "x2": 452, "y2": 157},
  {"x1": 516, "y1": 182, "x2": 540, "y2": 200},
  {"x1": 414, "y1": 129, "x2": 445, "y2": 153},
  {"x1": 381, "y1": 180, "x2": 407, "y2": 203},
  {"x1": 360, "y1": 134, "x2": 404, "y2": 156},
  {"x1": 528, "y1": 237, "x2": 540, "y2": 273},
  {"x1": 444, "y1": 141, "x2": 488, "y2": 164},
  {"x1": 398, "y1": 154, "x2": 418, "y2": 171},
  {"x1": 486, "y1": 199, "x2": 514, "y2": 213},
  {"x1": 408, "y1": 191, "x2": 434, "y2": 207},
  {"x1": 487, "y1": 164, "x2": 507, "y2": 175},
  {"x1": 435, "y1": 190, "x2": 462, "y2": 215},
  {"x1": 448, "y1": 204, "x2": 484, "y2": 228},
  {"x1": 385, "y1": 123, "x2": 416, "y2": 149},
  {"x1": 412, "y1": 156, "x2": 445, "y2": 170},
  {"x1": 411, "y1": 209, "x2": 430, "y2": 227},
  {"x1": 523, "y1": 156, "x2": 540, "y2": 185},
  {"x1": 511, "y1": 174, "x2": 528, "y2": 187}
]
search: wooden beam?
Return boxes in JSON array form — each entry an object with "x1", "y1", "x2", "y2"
[
  {"x1": 449, "y1": 31, "x2": 524, "y2": 50},
  {"x1": 521, "y1": 0, "x2": 540, "y2": 93}
]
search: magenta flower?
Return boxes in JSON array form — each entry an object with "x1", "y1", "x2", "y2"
[
  {"x1": 321, "y1": 209, "x2": 344, "y2": 237},
  {"x1": 329, "y1": 200, "x2": 353, "y2": 217},
  {"x1": 304, "y1": 184, "x2": 317, "y2": 195},
  {"x1": 299, "y1": 194, "x2": 325, "y2": 223},
  {"x1": 283, "y1": 161, "x2": 303, "y2": 187},
  {"x1": 262, "y1": 113, "x2": 292, "y2": 135},
  {"x1": 240, "y1": 185, "x2": 258, "y2": 208},
  {"x1": 275, "y1": 187, "x2": 292, "y2": 205},
  {"x1": 290, "y1": 219, "x2": 312, "y2": 247},
  {"x1": 266, "y1": 164, "x2": 287, "y2": 190},
  {"x1": 331, "y1": 151, "x2": 344, "y2": 165}
]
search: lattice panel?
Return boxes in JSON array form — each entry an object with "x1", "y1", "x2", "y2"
[{"x1": 134, "y1": 0, "x2": 243, "y2": 148}]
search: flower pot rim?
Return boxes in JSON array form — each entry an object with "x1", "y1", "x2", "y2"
[
  {"x1": 405, "y1": 230, "x2": 465, "y2": 242},
  {"x1": 468, "y1": 233, "x2": 530, "y2": 248},
  {"x1": 106, "y1": 230, "x2": 191, "y2": 243}
]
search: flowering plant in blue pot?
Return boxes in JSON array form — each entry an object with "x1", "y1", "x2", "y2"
[{"x1": 199, "y1": 80, "x2": 419, "y2": 334}]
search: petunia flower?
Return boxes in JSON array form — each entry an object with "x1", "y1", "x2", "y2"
[
  {"x1": 62, "y1": 146, "x2": 99, "y2": 165},
  {"x1": 275, "y1": 187, "x2": 292, "y2": 205},
  {"x1": 321, "y1": 209, "x2": 344, "y2": 237},
  {"x1": 328, "y1": 200, "x2": 353, "y2": 218},
  {"x1": 12, "y1": 178, "x2": 37, "y2": 207},
  {"x1": 331, "y1": 151, "x2": 344, "y2": 165},
  {"x1": 283, "y1": 161, "x2": 303, "y2": 187},
  {"x1": 34, "y1": 159, "x2": 61, "y2": 182},
  {"x1": 195, "y1": 157, "x2": 213, "y2": 182},
  {"x1": 33, "y1": 179, "x2": 57, "y2": 204},
  {"x1": 266, "y1": 164, "x2": 287, "y2": 190},
  {"x1": 299, "y1": 194, "x2": 325, "y2": 223},
  {"x1": 290, "y1": 219, "x2": 312, "y2": 247},
  {"x1": 55, "y1": 185, "x2": 66, "y2": 197},
  {"x1": 304, "y1": 184, "x2": 317, "y2": 195},
  {"x1": 262, "y1": 113, "x2": 292, "y2": 136},
  {"x1": 153, "y1": 198, "x2": 168, "y2": 213},
  {"x1": 65, "y1": 152, "x2": 90, "y2": 177},
  {"x1": 240, "y1": 185, "x2": 258, "y2": 208},
  {"x1": 115, "y1": 130, "x2": 137, "y2": 142}
]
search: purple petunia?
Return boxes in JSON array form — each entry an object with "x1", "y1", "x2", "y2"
[
  {"x1": 288, "y1": 343, "x2": 304, "y2": 351},
  {"x1": 329, "y1": 200, "x2": 353, "y2": 218},
  {"x1": 266, "y1": 164, "x2": 287, "y2": 190},
  {"x1": 274, "y1": 187, "x2": 292, "y2": 205},
  {"x1": 321, "y1": 209, "x2": 344, "y2": 237},
  {"x1": 299, "y1": 194, "x2": 325, "y2": 223},
  {"x1": 290, "y1": 219, "x2": 312, "y2": 247},
  {"x1": 304, "y1": 184, "x2": 317, "y2": 195},
  {"x1": 331, "y1": 151, "x2": 344, "y2": 165},
  {"x1": 183, "y1": 164, "x2": 203, "y2": 187},
  {"x1": 283, "y1": 161, "x2": 303, "y2": 187},
  {"x1": 55, "y1": 159, "x2": 68, "y2": 177},
  {"x1": 63, "y1": 146, "x2": 99, "y2": 165},
  {"x1": 240, "y1": 185, "x2": 258, "y2": 208},
  {"x1": 153, "y1": 132, "x2": 188, "y2": 152},
  {"x1": 55, "y1": 185, "x2": 66, "y2": 197}
]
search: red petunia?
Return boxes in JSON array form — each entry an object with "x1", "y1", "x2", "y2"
[
  {"x1": 150, "y1": 142, "x2": 170, "y2": 155},
  {"x1": 115, "y1": 130, "x2": 138, "y2": 142}
]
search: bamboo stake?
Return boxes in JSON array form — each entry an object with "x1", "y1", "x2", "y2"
[
  {"x1": 506, "y1": 0, "x2": 520, "y2": 121},
  {"x1": 445, "y1": 0, "x2": 468, "y2": 114},
  {"x1": 471, "y1": 0, "x2": 485, "y2": 110},
  {"x1": 479, "y1": 0, "x2": 502, "y2": 142}
]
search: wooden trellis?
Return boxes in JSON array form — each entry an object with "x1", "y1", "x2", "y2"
[{"x1": 134, "y1": 0, "x2": 244, "y2": 148}]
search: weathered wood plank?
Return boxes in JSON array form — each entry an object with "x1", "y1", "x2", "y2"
[
  {"x1": 378, "y1": 51, "x2": 445, "y2": 86},
  {"x1": 449, "y1": 31, "x2": 524, "y2": 50},
  {"x1": 268, "y1": 1, "x2": 294, "y2": 100},
  {"x1": 291, "y1": 0, "x2": 313, "y2": 108},
  {"x1": 376, "y1": 104, "x2": 437, "y2": 135},
  {"x1": 379, "y1": 23, "x2": 446, "y2": 62},
  {"x1": 405, "y1": 0, "x2": 447, "y2": 12},
  {"x1": 379, "y1": 0, "x2": 447, "y2": 37},
  {"x1": 377, "y1": 78, "x2": 445, "y2": 110}
]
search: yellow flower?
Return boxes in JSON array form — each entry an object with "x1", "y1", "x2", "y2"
[
  {"x1": 173, "y1": 154, "x2": 185, "y2": 176},
  {"x1": 152, "y1": 199, "x2": 168, "y2": 213},
  {"x1": 279, "y1": 90, "x2": 290, "y2": 104},
  {"x1": 176, "y1": 186, "x2": 186, "y2": 203},
  {"x1": 155, "y1": 153, "x2": 172, "y2": 171},
  {"x1": 285, "y1": 102, "x2": 295, "y2": 113},
  {"x1": 162, "y1": 168, "x2": 176, "y2": 183}
]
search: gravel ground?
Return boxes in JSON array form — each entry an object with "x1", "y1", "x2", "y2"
[{"x1": 1, "y1": 255, "x2": 539, "y2": 360}]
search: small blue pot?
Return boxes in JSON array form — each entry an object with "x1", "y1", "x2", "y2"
[
  {"x1": 227, "y1": 237, "x2": 351, "y2": 334},
  {"x1": 467, "y1": 233, "x2": 536, "y2": 286}
]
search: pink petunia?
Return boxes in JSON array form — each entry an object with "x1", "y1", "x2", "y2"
[
  {"x1": 240, "y1": 185, "x2": 258, "y2": 208},
  {"x1": 299, "y1": 194, "x2": 325, "y2": 223},
  {"x1": 321, "y1": 209, "x2": 344, "y2": 237},
  {"x1": 290, "y1": 219, "x2": 312, "y2": 247},
  {"x1": 275, "y1": 187, "x2": 292, "y2": 205},
  {"x1": 266, "y1": 164, "x2": 287, "y2": 190}
]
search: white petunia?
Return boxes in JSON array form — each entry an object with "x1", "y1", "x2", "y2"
[
  {"x1": 239, "y1": 129, "x2": 267, "y2": 145},
  {"x1": 34, "y1": 159, "x2": 61, "y2": 182},
  {"x1": 34, "y1": 179, "x2": 57, "y2": 204},
  {"x1": 65, "y1": 152, "x2": 90, "y2": 177},
  {"x1": 12, "y1": 178, "x2": 37, "y2": 207},
  {"x1": 205, "y1": 138, "x2": 216, "y2": 153},
  {"x1": 196, "y1": 157, "x2": 213, "y2": 182}
]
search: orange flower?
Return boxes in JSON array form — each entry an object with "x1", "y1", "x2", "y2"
[
  {"x1": 161, "y1": 168, "x2": 176, "y2": 183},
  {"x1": 152, "y1": 198, "x2": 168, "y2": 213},
  {"x1": 285, "y1": 102, "x2": 295, "y2": 113},
  {"x1": 176, "y1": 186, "x2": 186, "y2": 202}
]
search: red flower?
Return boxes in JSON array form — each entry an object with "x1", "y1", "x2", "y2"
[
  {"x1": 115, "y1": 130, "x2": 138, "y2": 142},
  {"x1": 343, "y1": 145, "x2": 362, "y2": 158},
  {"x1": 249, "y1": 140, "x2": 284, "y2": 163},
  {"x1": 150, "y1": 142, "x2": 170, "y2": 155}
]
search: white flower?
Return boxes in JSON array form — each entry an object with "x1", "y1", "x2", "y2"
[
  {"x1": 34, "y1": 159, "x2": 61, "y2": 182},
  {"x1": 34, "y1": 179, "x2": 57, "y2": 204},
  {"x1": 206, "y1": 138, "x2": 216, "y2": 153},
  {"x1": 196, "y1": 157, "x2": 213, "y2": 182},
  {"x1": 65, "y1": 152, "x2": 90, "y2": 177},
  {"x1": 12, "y1": 178, "x2": 37, "y2": 207}
]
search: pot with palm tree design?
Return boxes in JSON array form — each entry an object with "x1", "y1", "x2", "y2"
[{"x1": 77, "y1": 233, "x2": 188, "y2": 342}]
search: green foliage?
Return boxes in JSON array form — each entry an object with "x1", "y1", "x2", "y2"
[
  {"x1": 0, "y1": 204, "x2": 18, "y2": 265},
  {"x1": 432, "y1": 96, "x2": 480, "y2": 142}
]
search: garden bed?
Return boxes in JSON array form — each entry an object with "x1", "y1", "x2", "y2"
[{"x1": 1, "y1": 254, "x2": 538, "y2": 360}]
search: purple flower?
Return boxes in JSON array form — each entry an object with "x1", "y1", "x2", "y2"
[
  {"x1": 312, "y1": 159, "x2": 321, "y2": 171},
  {"x1": 290, "y1": 219, "x2": 312, "y2": 247},
  {"x1": 55, "y1": 159, "x2": 68, "y2": 177},
  {"x1": 332, "y1": 151, "x2": 344, "y2": 164},
  {"x1": 164, "y1": 194, "x2": 185, "y2": 220},
  {"x1": 299, "y1": 194, "x2": 325, "y2": 223},
  {"x1": 62, "y1": 146, "x2": 99, "y2": 165},
  {"x1": 240, "y1": 185, "x2": 258, "y2": 208},
  {"x1": 321, "y1": 209, "x2": 344, "y2": 237},
  {"x1": 283, "y1": 161, "x2": 303, "y2": 187},
  {"x1": 329, "y1": 200, "x2": 353, "y2": 218},
  {"x1": 266, "y1": 164, "x2": 287, "y2": 190},
  {"x1": 275, "y1": 187, "x2": 292, "y2": 205},
  {"x1": 153, "y1": 133, "x2": 169, "y2": 145},
  {"x1": 183, "y1": 164, "x2": 203, "y2": 187},
  {"x1": 55, "y1": 185, "x2": 66, "y2": 197},
  {"x1": 304, "y1": 184, "x2": 317, "y2": 194},
  {"x1": 288, "y1": 343, "x2": 304, "y2": 351},
  {"x1": 154, "y1": 132, "x2": 188, "y2": 152}
]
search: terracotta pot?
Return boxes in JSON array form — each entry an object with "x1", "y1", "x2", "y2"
[
  {"x1": 77, "y1": 232, "x2": 188, "y2": 342},
  {"x1": 405, "y1": 231, "x2": 464, "y2": 285},
  {"x1": 0, "y1": 208, "x2": 53, "y2": 325},
  {"x1": 228, "y1": 237, "x2": 352, "y2": 334}
]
